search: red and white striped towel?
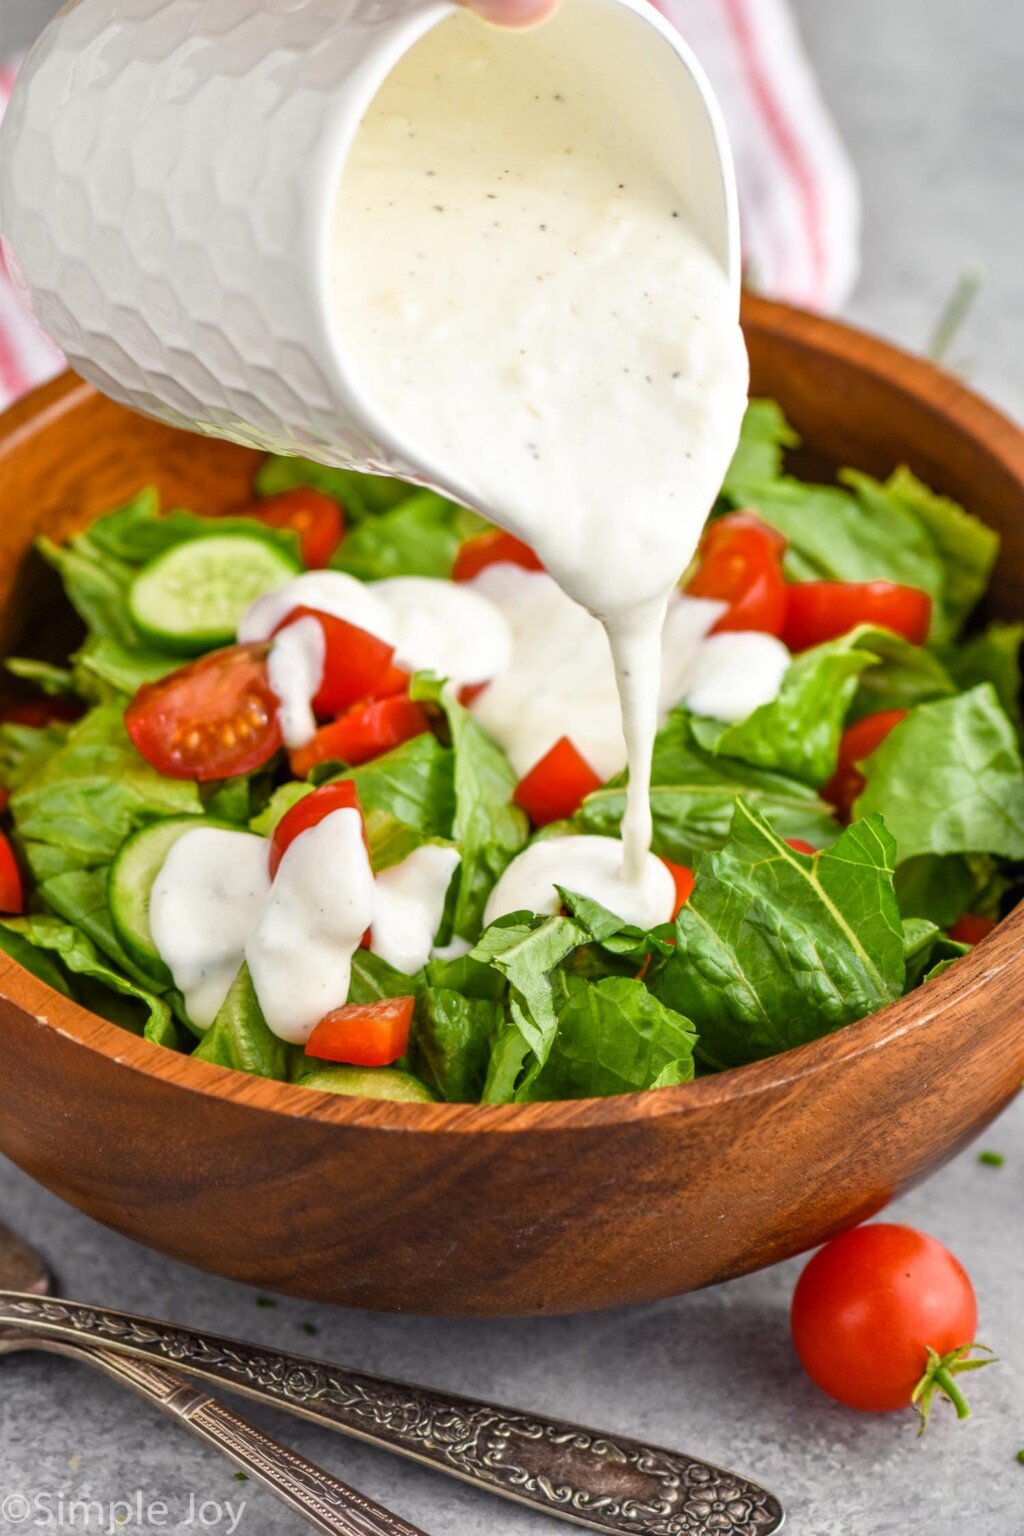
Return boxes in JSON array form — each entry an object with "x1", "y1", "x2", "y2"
[{"x1": 0, "y1": 0, "x2": 859, "y2": 413}]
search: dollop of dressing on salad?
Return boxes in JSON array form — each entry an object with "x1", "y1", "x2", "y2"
[
  {"x1": 149, "y1": 828, "x2": 271, "y2": 1028},
  {"x1": 246, "y1": 807, "x2": 374, "y2": 1044},
  {"x1": 485, "y1": 835, "x2": 675, "y2": 930},
  {"x1": 332, "y1": 8, "x2": 749, "y2": 882}
]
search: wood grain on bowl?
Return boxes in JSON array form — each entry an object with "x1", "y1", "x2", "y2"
[{"x1": 0, "y1": 297, "x2": 1021, "y2": 1316}]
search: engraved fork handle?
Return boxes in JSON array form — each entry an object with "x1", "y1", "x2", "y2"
[
  {"x1": 0, "y1": 1292, "x2": 784, "y2": 1536},
  {"x1": 15, "y1": 1336, "x2": 428, "y2": 1536}
]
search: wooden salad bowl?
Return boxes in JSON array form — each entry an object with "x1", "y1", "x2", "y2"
[{"x1": 0, "y1": 296, "x2": 1021, "y2": 1316}]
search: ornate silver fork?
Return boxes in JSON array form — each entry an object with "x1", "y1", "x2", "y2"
[
  {"x1": 0, "y1": 1223, "x2": 784, "y2": 1536},
  {"x1": 0, "y1": 1222, "x2": 428, "y2": 1536}
]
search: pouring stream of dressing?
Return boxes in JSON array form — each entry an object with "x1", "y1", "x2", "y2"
[{"x1": 331, "y1": 7, "x2": 748, "y2": 882}]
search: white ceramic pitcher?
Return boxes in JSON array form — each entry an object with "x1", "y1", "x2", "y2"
[{"x1": 0, "y1": 0, "x2": 738, "y2": 502}]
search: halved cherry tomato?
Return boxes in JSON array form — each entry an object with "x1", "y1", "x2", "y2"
[
  {"x1": 949, "y1": 914, "x2": 997, "y2": 946},
  {"x1": 126, "y1": 644, "x2": 282, "y2": 781},
  {"x1": 787, "y1": 838, "x2": 817, "y2": 856},
  {"x1": 305, "y1": 996, "x2": 414, "y2": 1067},
  {"x1": 459, "y1": 682, "x2": 488, "y2": 708},
  {"x1": 791, "y1": 1224, "x2": 984, "y2": 1418},
  {"x1": 245, "y1": 489, "x2": 345, "y2": 569},
  {"x1": 784, "y1": 581, "x2": 931, "y2": 651},
  {"x1": 270, "y1": 780, "x2": 364, "y2": 878},
  {"x1": 685, "y1": 512, "x2": 788, "y2": 635},
  {"x1": 273, "y1": 607, "x2": 396, "y2": 716},
  {"x1": 663, "y1": 859, "x2": 695, "y2": 916},
  {"x1": 1, "y1": 696, "x2": 83, "y2": 726},
  {"x1": 290, "y1": 696, "x2": 431, "y2": 777},
  {"x1": 453, "y1": 529, "x2": 543, "y2": 583},
  {"x1": 0, "y1": 830, "x2": 25, "y2": 914},
  {"x1": 513, "y1": 737, "x2": 602, "y2": 826},
  {"x1": 825, "y1": 709, "x2": 907, "y2": 820}
]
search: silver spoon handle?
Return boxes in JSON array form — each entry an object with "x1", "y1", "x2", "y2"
[
  {"x1": 32, "y1": 1336, "x2": 427, "y2": 1536},
  {"x1": 0, "y1": 1292, "x2": 784, "y2": 1536}
]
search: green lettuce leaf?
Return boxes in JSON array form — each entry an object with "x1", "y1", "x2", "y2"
[
  {"x1": 848, "y1": 628, "x2": 957, "y2": 722},
  {"x1": 881, "y1": 467, "x2": 999, "y2": 639},
  {"x1": 945, "y1": 621, "x2": 1024, "y2": 731},
  {"x1": 474, "y1": 912, "x2": 588, "y2": 1078},
  {"x1": 192, "y1": 964, "x2": 294, "y2": 1080},
  {"x1": 856, "y1": 685, "x2": 1024, "y2": 862},
  {"x1": 332, "y1": 491, "x2": 486, "y2": 581},
  {"x1": 9, "y1": 702, "x2": 202, "y2": 880},
  {"x1": 723, "y1": 399, "x2": 798, "y2": 491},
  {"x1": 576, "y1": 710, "x2": 837, "y2": 859},
  {"x1": 412, "y1": 675, "x2": 528, "y2": 937},
  {"x1": 692, "y1": 633, "x2": 877, "y2": 786},
  {"x1": 0, "y1": 912, "x2": 176, "y2": 1046},
  {"x1": 0, "y1": 720, "x2": 71, "y2": 793},
  {"x1": 893, "y1": 852, "x2": 1004, "y2": 928},
  {"x1": 412, "y1": 987, "x2": 504, "y2": 1102},
  {"x1": 523, "y1": 974, "x2": 696, "y2": 1101},
  {"x1": 473, "y1": 897, "x2": 689, "y2": 1103},
  {"x1": 255, "y1": 456, "x2": 411, "y2": 516},
  {"x1": 40, "y1": 866, "x2": 167, "y2": 991},
  {"x1": 74, "y1": 635, "x2": 179, "y2": 696},
  {"x1": 4, "y1": 658, "x2": 78, "y2": 696},
  {"x1": 649, "y1": 802, "x2": 904, "y2": 1069},
  {"x1": 902, "y1": 917, "x2": 969, "y2": 990},
  {"x1": 347, "y1": 949, "x2": 423, "y2": 1003},
  {"x1": 0, "y1": 922, "x2": 74, "y2": 995}
]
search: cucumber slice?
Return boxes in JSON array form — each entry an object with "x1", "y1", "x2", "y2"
[
  {"x1": 128, "y1": 534, "x2": 300, "y2": 654},
  {"x1": 295, "y1": 1065, "x2": 437, "y2": 1102},
  {"x1": 108, "y1": 817, "x2": 224, "y2": 981}
]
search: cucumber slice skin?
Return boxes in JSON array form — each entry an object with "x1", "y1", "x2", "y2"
[
  {"x1": 295, "y1": 1065, "x2": 437, "y2": 1102},
  {"x1": 108, "y1": 816, "x2": 233, "y2": 982},
  {"x1": 129, "y1": 534, "x2": 301, "y2": 655}
]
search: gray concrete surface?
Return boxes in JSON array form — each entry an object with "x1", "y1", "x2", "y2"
[{"x1": 1, "y1": 1, "x2": 1023, "y2": 1532}]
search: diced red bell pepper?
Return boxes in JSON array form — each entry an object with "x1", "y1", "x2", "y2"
[
  {"x1": 453, "y1": 529, "x2": 543, "y2": 583},
  {"x1": 513, "y1": 737, "x2": 602, "y2": 826},
  {"x1": 269, "y1": 779, "x2": 365, "y2": 878},
  {"x1": 783, "y1": 581, "x2": 931, "y2": 651},
  {"x1": 290, "y1": 696, "x2": 431, "y2": 776},
  {"x1": 305, "y1": 996, "x2": 415, "y2": 1067},
  {"x1": 948, "y1": 914, "x2": 997, "y2": 946},
  {"x1": 0, "y1": 830, "x2": 25, "y2": 914},
  {"x1": 273, "y1": 606, "x2": 397, "y2": 716},
  {"x1": 825, "y1": 709, "x2": 908, "y2": 820},
  {"x1": 662, "y1": 859, "x2": 695, "y2": 916},
  {"x1": 685, "y1": 512, "x2": 789, "y2": 636}
]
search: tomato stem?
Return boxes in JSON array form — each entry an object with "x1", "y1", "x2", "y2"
[
  {"x1": 911, "y1": 1343, "x2": 997, "y2": 1435},
  {"x1": 931, "y1": 1366, "x2": 971, "y2": 1421}
]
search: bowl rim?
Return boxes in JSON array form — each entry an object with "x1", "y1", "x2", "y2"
[{"x1": 2, "y1": 295, "x2": 1023, "y2": 1136}]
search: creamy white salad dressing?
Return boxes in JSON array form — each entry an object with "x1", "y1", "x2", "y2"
[
  {"x1": 149, "y1": 828, "x2": 271, "y2": 1029},
  {"x1": 684, "y1": 631, "x2": 792, "y2": 723},
  {"x1": 484, "y1": 835, "x2": 675, "y2": 930},
  {"x1": 245, "y1": 807, "x2": 374, "y2": 1044},
  {"x1": 150, "y1": 817, "x2": 462, "y2": 1040},
  {"x1": 267, "y1": 615, "x2": 325, "y2": 749},
  {"x1": 374, "y1": 577, "x2": 512, "y2": 683},
  {"x1": 370, "y1": 844, "x2": 462, "y2": 975},
  {"x1": 467, "y1": 565, "x2": 725, "y2": 778},
  {"x1": 240, "y1": 570, "x2": 396, "y2": 647},
  {"x1": 332, "y1": 8, "x2": 748, "y2": 879}
]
